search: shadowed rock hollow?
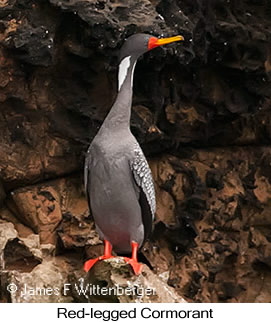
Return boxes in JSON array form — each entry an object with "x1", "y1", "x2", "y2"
[{"x1": 1, "y1": 0, "x2": 271, "y2": 303}]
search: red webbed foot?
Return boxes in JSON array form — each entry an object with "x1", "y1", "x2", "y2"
[
  {"x1": 84, "y1": 239, "x2": 114, "y2": 272},
  {"x1": 84, "y1": 258, "x2": 100, "y2": 272},
  {"x1": 124, "y1": 241, "x2": 143, "y2": 275}
]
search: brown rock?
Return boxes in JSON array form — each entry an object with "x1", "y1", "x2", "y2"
[
  {"x1": 0, "y1": 180, "x2": 6, "y2": 206},
  {"x1": 56, "y1": 177, "x2": 100, "y2": 249},
  {"x1": 9, "y1": 186, "x2": 62, "y2": 245},
  {"x1": 155, "y1": 186, "x2": 176, "y2": 226},
  {"x1": 7, "y1": 176, "x2": 97, "y2": 247},
  {"x1": 0, "y1": 221, "x2": 17, "y2": 269},
  {"x1": 73, "y1": 257, "x2": 186, "y2": 303},
  {"x1": 6, "y1": 259, "x2": 74, "y2": 303},
  {"x1": 0, "y1": 220, "x2": 42, "y2": 273},
  {"x1": 0, "y1": 208, "x2": 33, "y2": 238}
]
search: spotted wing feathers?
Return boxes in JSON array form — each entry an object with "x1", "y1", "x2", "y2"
[{"x1": 130, "y1": 144, "x2": 156, "y2": 220}]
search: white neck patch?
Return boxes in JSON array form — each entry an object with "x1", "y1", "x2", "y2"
[
  {"x1": 118, "y1": 56, "x2": 131, "y2": 91},
  {"x1": 131, "y1": 61, "x2": 136, "y2": 89}
]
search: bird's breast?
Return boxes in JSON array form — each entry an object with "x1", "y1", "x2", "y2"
[{"x1": 90, "y1": 153, "x2": 138, "y2": 211}]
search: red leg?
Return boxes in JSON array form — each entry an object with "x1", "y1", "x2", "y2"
[
  {"x1": 84, "y1": 240, "x2": 114, "y2": 272},
  {"x1": 103, "y1": 239, "x2": 112, "y2": 258},
  {"x1": 124, "y1": 241, "x2": 143, "y2": 275}
]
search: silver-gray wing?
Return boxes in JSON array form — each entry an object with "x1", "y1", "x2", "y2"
[{"x1": 129, "y1": 143, "x2": 156, "y2": 241}]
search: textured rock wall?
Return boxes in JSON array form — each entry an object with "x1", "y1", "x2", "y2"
[{"x1": 0, "y1": 0, "x2": 271, "y2": 302}]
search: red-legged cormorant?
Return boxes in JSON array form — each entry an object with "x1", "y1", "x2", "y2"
[{"x1": 84, "y1": 33, "x2": 184, "y2": 275}]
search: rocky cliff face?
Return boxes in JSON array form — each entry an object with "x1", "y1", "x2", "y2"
[{"x1": 0, "y1": 0, "x2": 271, "y2": 303}]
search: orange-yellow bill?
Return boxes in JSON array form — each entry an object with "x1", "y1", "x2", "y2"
[{"x1": 148, "y1": 35, "x2": 184, "y2": 50}]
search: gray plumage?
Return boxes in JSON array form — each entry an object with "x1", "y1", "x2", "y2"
[
  {"x1": 84, "y1": 34, "x2": 156, "y2": 254},
  {"x1": 84, "y1": 132, "x2": 155, "y2": 253}
]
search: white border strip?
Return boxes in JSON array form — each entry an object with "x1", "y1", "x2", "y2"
[{"x1": 0, "y1": 303, "x2": 270, "y2": 323}]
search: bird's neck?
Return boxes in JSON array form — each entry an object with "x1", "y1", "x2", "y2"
[{"x1": 101, "y1": 55, "x2": 137, "y2": 132}]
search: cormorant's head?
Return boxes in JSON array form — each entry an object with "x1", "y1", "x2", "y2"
[{"x1": 119, "y1": 33, "x2": 184, "y2": 62}]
